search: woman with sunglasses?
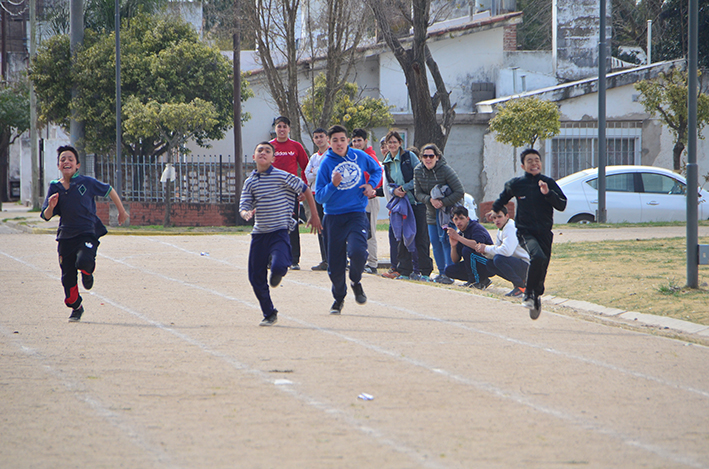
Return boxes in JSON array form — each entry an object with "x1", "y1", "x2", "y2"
[{"x1": 413, "y1": 143, "x2": 465, "y2": 284}]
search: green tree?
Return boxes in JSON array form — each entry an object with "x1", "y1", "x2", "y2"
[
  {"x1": 30, "y1": 13, "x2": 251, "y2": 161},
  {"x1": 0, "y1": 77, "x2": 30, "y2": 205},
  {"x1": 123, "y1": 96, "x2": 219, "y2": 226},
  {"x1": 301, "y1": 74, "x2": 393, "y2": 140},
  {"x1": 489, "y1": 96, "x2": 560, "y2": 148},
  {"x1": 635, "y1": 69, "x2": 709, "y2": 170}
]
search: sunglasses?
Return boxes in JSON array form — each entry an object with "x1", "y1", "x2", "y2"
[{"x1": 421, "y1": 153, "x2": 436, "y2": 159}]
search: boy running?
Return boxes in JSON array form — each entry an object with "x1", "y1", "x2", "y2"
[
  {"x1": 240, "y1": 142, "x2": 321, "y2": 326},
  {"x1": 490, "y1": 148, "x2": 566, "y2": 319},
  {"x1": 41, "y1": 145, "x2": 129, "y2": 322}
]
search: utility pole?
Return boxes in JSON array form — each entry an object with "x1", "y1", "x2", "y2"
[
  {"x1": 233, "y1": 0, "x2": 243, "y2": 223},
  {"x1": 115, "y1": 0, "x2": 122, "y2": 196},
  {"x1": 596, "y1": 0, "x2": 607, "y2": 223},
  {"x1": 70, "y1": 0, "x2": 84, "y2": 151},
  {"x1": 686, "y1": 0, "x2": 699, "y2": 287},
  {"x1": 30, "y1": 0, "x2": 39, "y2": 210}
]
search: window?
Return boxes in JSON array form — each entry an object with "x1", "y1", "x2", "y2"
[
  {"x1": 587, "y1": 173, "x2": 635, "y2": 192},
  {"x1": 641, "y1": 173, "x2": 686, "y2": 195},
  {"x1": 546, "y1": 122, "x2": 642, "y2": 179}
]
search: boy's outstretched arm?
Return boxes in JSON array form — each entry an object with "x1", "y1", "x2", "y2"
[
  {"x1": 302, "y1": 187, "x2": 322, "y2": 233},
  {"x1": 109, "y1": 189, "x2": 129, "y2": 225},
  {"x1": 41, "y1": 193, "x2": 59, "y2": 221}
]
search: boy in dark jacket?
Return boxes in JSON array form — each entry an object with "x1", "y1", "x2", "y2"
[
  {"x1": 41, "y1": 145, "x2": 129, "y2": 322},
  {"x1": 490, "y1": 149, "x2": 567, "y2": 319}
]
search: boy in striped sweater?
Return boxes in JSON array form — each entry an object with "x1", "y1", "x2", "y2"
[{"x1": 240, "y1": 142, "x2": 322, "y2": 326}]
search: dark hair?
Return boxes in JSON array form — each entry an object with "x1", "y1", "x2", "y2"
[
  {"x1": 520, "y1": 148, "x2": 541, "y2": 164},
  {"x1": 421, "y1": 143, "x2": 442, "y2": 159},
  {"x1": 313, "y1": 127, "x2": 327, "y2": 135},
  {"x1": 407, "y1": 146, "x2": 420, "y2": 158},
  {"x1": 274, "y1": 116, "x2": 291, "y2": 126},
  {"x1": 494, "y1": 205, "x2": 508, "y2": 216},
  {"x1": 254, "y1": 141, "x2": 275, "y2": 153},
  {"x1": 385, "y1": 130, "x2": 403, "y2": 144},
  {"x1": 57, "y1": 145, "x2": 79, "y2": 164},
  {"x1": 351, "y1": 128, "x2": 368, "y2": 140},
  {"x1": 451, "y1": 206, "x2": 469, "y2": 218},
  {"x1": 327, "y1": 124, "x2": 348, "y2": 138}
]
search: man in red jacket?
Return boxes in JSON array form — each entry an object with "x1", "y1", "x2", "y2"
[{"x1": 270, "y1": 116, "x2": 310, "y2": 270}]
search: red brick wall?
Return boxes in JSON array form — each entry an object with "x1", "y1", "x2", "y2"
[
  {"x1": 96, "y1": 201, "x2": 236, "y2": 227},
  {"x1": 477, "y1": 201, "x2": 516, "y2": 222},
  {"x1": 503, "y1": 25, "x2": 517, "y2": 51}
]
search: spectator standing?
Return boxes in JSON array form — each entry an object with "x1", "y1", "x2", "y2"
[
  {"x1": 350, "y1": 128, "x2": 384, "y2": 274},
  {"x1": 381, "y1": 130, "x2": 433, "y2": 281},
  {"x1": 490, "y1": 148, "x2": 567, "y2": 319},
  {"x1": 304, "y1": 128, "x2": 329, "y2": 271},
  {"x1": 269, "y1": 116, "x2": 310, "y2": 270},
  {"x1": 413, "y1": 143, "x2": 464, "y2": 285}
]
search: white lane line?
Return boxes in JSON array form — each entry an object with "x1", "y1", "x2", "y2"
[
  {"x1": 104, "y1": 244, "x2": 708, "y2": 469},
  {"x1": 0, "y1": 249, "x2": 446, "y2": 469},
  {"x1": 145, "y1": 238, "x2": 709, "y2": 400}
]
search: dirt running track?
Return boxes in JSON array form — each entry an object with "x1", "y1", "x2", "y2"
[{"x1": 1, "y1": 231, "x2": 708, "y2": 468}]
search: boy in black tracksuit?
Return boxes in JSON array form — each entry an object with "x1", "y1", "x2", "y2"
[{"x1": 491, "y1": 149, "x2": 566, "y2": 319}]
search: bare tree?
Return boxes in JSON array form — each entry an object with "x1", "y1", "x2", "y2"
[
  {"x1": 301, "y1": 0, "x2": 369, "y2": 137},
  {"x1": 244, "y1": 0, "x2": 304, "y2": 142},
  {"x1": 366, "y1": 0, "x2": 456, "y2": 150}
]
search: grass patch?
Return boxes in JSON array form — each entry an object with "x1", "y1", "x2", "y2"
[{"x1": 547, "y1": 236, "x2": 709, "y2": 325}]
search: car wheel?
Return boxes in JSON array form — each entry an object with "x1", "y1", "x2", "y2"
[{"x1": 568, "y1": 214, "x2": 595, "y2": 224}]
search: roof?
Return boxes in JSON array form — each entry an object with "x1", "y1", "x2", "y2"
[{"x1": 476, "y1": 59, "x2": 686, "y2": 113}]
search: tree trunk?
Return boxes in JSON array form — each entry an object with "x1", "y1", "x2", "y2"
[
  {"x1": 673, "y1": 141, "x2": 685, "y2": 171},
  {"x1": 367, "y1": 0, "x2": 455, "y2": 151},
  {"x1": 164, "y1": 178, "x2": 172, "y2": 227}
]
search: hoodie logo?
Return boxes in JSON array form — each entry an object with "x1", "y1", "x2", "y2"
[
  {"x1": 85, "y1": 242, "x2": 94, "y2": 249},
  {"x1": 78, "y1": 184, "x2": 87, "y2": 196},
  {"x1": 332, "y1": 161, "x2": 362, "y2": 191}
]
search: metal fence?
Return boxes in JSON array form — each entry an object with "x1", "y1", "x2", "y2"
[{"x1": 88, "y1": 153, "x2": 254, "y2": 203}]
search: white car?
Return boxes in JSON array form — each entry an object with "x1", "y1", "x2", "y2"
[{"x1": 554, "y1": 165, "x2": 709, "y2": 224}]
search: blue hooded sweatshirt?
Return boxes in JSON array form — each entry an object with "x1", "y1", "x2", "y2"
[{"x1": 315, "y1": 147, "x2": 383, "y2": 215}]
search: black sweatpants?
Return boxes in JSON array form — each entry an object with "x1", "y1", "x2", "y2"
[
  {"x1": 57, "y1": 234, "x2": 99, "y2": 309},
  {"x1": 517, "y1": 229, "x2": 553, "y2": 298}
]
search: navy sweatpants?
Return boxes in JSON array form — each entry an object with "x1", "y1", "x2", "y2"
[
  {"x1": 57, "y1": 234, "x2": 99, "y2": 309},
  {"x1": 248, "y1": 229, "x2": 292, "y2": 318},
  {"x1": 444, "y1": 246, "x2": 489, "y2": 284},
  {"x1": 324, "y1": 211, "x2": 368, "y2": 302}
]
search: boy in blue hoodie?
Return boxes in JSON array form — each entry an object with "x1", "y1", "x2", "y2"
[{"x1": 315, "y1": 125, "x2": 383, "y2": 315}]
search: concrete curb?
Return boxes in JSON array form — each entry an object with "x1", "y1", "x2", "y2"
[{"x1": 483, "y1": 285, "x2": 708, "y2": 340}]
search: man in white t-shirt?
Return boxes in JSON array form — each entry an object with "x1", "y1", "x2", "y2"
[{"x1": 474, "y1": 205, "x2": 530, "y2": 297}]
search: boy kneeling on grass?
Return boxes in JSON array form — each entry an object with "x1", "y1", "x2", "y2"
[
  {"x1": 41, "y1": 145, "x2": 129, "y2": 322},
  {"x1": 239, "y1": 142, "x2": 322, "y2": 326}
]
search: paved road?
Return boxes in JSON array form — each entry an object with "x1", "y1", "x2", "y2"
[{"x1": 1, "y1": 232, "x2": 708, "y2": 468}]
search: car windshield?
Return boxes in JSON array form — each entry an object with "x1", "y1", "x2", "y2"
[{"x1": 586, "y1": 173, "x2": 635, "y2": 192}]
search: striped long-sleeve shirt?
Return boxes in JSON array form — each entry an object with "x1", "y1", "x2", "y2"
[{"x1": 239, "y1": 166, "x2": 307, "y2": 234}]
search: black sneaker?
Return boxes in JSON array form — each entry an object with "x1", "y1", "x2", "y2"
[
  {"x1": 269, "y1": 272, "x2": 283, "y2": 288},
  {"x1": 530, "y1": 296, "x2": 542, "y2": 320},
  {"x1": 68, "y1": 305, "x2": 84, "y2": 322},
  {"x1": 522, "y1": 294, "x2": 535, "y2": 309},
  {"x1": 81, "y1": 272, "x2": 94, "y2": 290},
  {"x1": 260, "y1": 311, "x2": 278, "y2": 326},
  {"x1": 311, "y1": 261, "x2": 328, "y2": 271},
  {"x1": 472, "y1": 278, "x2": 492, "y2": 290},
  {"x1": 290, "y1": 264, "x2": 301, "y2": 271},
  {"x1": 351, "y1": 282, "x2": 367, "y2": 305},
  {"x1": 363, "y1": 265, "x2": 377, "y2": 274},
  {"x1": 330, "y1": 300, "x2": 344, "y2": 315},
  {"x1": 434, "y1": 274, "x2": 454, "y2": 285}
]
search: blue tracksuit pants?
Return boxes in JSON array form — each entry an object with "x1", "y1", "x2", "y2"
[
  {"x1": 324, "y1": 211, "x2": 368, "y2": 302},
  {"x1": 248, "y1": 229, "x2": 291, "y2": 317}
]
